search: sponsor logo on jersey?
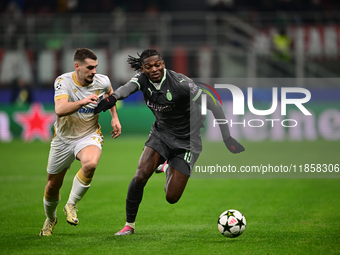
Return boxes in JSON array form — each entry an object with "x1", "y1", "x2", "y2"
[
  {"x1": 74, "y1": 89, "x2": 77, "y2": 94},
  {"x1": 78, "y1": 107, "x2": 95, "y2": 114},
  {"x1": 146, "y1": 100, "x2": 174, "y2": 112}
]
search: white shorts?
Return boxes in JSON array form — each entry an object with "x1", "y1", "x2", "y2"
[{"x1": 47, "y1": 132, "x2": 103, "y2": 174}]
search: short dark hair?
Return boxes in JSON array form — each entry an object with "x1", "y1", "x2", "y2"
[
  {"x1": 127, "y1": 49, "x2": 162, "y2": 71},
  {"x1": 74, "y1": 48, "x2": 97, "y2": 63}
]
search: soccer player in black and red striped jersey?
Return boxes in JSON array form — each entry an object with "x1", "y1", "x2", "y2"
[{"x1": 94, "y1": 49, "x2": 244, "y2": 235}]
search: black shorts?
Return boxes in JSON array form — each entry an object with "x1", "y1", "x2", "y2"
[{"x1": 145, "y1": 133, "x2": 200, "y2": 177}]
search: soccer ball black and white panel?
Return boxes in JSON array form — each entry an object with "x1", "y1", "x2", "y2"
[{"x1": 218, "y1": 209, "x2": 246, "y2": 238}]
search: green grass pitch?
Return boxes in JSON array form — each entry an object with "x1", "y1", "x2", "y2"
[{"x1": 0, "y1": 137, "x2": 339, "y2": 255}]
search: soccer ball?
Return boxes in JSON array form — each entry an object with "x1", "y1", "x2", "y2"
[{"x1": 217, "y1": 209, "x2": 246, "y2": 238}]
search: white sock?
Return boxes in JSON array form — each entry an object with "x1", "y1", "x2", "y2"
[
  {"x1": 126, "y1": 222, "x2": 135, "y2": 229},
  {"x1": 67, "y1": 170, "x2": 92, "y2": 204},
  {"x1": 44, "y1": 195, "x2": 60, "y2": 220}
]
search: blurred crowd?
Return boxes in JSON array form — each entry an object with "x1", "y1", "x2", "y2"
[
  {"x1": 207, "y1": 0, "x2": 337, "y2": 13},
  {"x1": 1, "y1": 0, "x2": 340, "y2": 92},
  {"x1": 1, "y1": 0, "x2": 339, "y2": 15},
  {"x1": 1, "y1": 0, "x2": 165, "y2": 15}
]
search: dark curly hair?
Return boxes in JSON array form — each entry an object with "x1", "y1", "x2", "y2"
[{"x1": 127, "y1": 49, "x2": 162, "y2": 71}]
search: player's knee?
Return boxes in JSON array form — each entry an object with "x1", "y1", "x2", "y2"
[
  {"x1": 133, "y1": 174, "x2": 148, "y2": 185},
  {"x1": 166, "y1": 194, "x2": 181, "y2": 204},
  {"x1": 82, "y1": 160, "x2": 98, "y2": 172},
  {"x1": 133, "y1": 167, "x2": 152, "y2": 184}
]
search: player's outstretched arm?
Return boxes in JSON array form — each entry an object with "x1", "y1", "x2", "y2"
[
  {"x1": 198, "y1": 93, "x2": 245, "y2": 154},
  {"x1": 94, "y1": 82, "x2": 139, "y2": 114}
]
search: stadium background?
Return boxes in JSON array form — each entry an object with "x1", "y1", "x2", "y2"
[
  {"x1": 0, "y1": 1, "x2": 340, "y2": 254},
  {"x1": 0, "y1": 0, "x2": 339, "y2": 142}
]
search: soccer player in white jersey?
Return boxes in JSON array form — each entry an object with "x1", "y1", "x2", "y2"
[{"x1": 39, "y1": 48, "x2": 121, "y2": 236}]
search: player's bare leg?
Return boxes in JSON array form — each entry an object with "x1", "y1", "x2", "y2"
[
  {"x1": 77, "y1": 145, "x2": 102, "y2": 179},
  {"x1": 115, "y1": 146, "x2": 164, "y2": 235},
  {"x1": 64, "y1": 145, "x2": 101, "y2": 225},
  {"x1": 164, "y1": 166, "x2": 189, "y2": 204}
]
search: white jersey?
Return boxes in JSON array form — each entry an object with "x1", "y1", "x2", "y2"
[{"x1": 53, "y1": 71, "x2": 112, "y2": 143}]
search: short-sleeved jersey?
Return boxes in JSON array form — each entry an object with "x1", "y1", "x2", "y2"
[
  {"x1": 127, "y1": 69, "x2": 205, "y2": 152},
  {"x1": 54, "y1": 72, "x2": 112, "y2": 143}
]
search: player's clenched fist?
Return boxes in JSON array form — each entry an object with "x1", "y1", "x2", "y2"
[{"x1": 224, "y1": 136, "x2": 245, "y2": 154}]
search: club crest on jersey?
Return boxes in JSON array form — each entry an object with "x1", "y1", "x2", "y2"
[
  {"x1": 166, "y1": 90, "x2": 172, "y2": 101},
  {"x1": 95, "y1": 90, "x2": 100, "y2": 96},
  {"x1": 74, "y1": 89, "x2": 77, "y2": 94}
]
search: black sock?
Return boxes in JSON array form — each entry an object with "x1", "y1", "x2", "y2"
[{"x1": 126, "y1": 179, "x2": 146, "y2": 223}]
